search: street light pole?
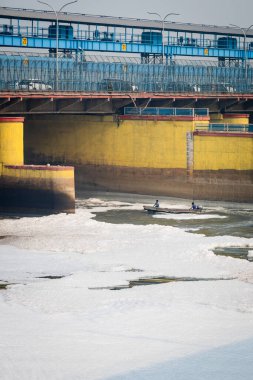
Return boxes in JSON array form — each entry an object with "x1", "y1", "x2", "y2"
[
  {"x1": 148, "y1": 11, "x2": 179, "y2": 63},
  {"x1": 229, "y1": 23, "x2": 253, "y2": 85},
  {"x1": 37, "y1": 0, "x2": 78, "y2": 91}
]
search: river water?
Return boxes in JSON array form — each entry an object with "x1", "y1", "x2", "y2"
[
  {"x1": 78, "y1": 191, "x2": 253, "y2": 238},
  {"x1": 0, "y1": 191, "x2": 253, "y2": 380}
]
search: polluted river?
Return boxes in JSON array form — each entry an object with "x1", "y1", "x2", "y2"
[{"x1": 0, "y1": 191, "x2": 253, "y2": 380}]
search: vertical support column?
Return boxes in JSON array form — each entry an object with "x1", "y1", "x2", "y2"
[
  {"x1": 186, "y1": 131, "x2": 194, "y2": 178},
  {"x1": 0, "y1": 117, "x2": 24, "y2": 168}
]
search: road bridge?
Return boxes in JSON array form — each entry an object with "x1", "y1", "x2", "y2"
[
  {"x1": 0, "y1": 52, "x2": 252, "y2": 94},
  {"x1": 1, "y1": 91, "x2": 253, "y2": 116},
  {"x1": 0, "y1": 7, "x2": 253, "y2": 116},
  {"x1": 0, "y1": 8, "x2": 252, "y2": 207}
]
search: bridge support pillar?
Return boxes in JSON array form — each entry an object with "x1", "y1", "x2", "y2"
[
  {"x1": 0, "y1": 117, "x2": 75, "y2": 214},
  {"x1": 0, "y1": 117, "x2": 24, "y2": 170}
]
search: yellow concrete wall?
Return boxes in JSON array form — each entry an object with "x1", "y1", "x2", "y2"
[
  {"x1": 25, "y1": 116, "x2": 197, "y2": 169},
  {"x1": 210, "y1": 113, "x2": 249, "y2": 125},
  {"x1": 194, "y1": 120, "x2": 210, "y2": 131},
  {"x1": 0, "y1": 119, "x2": 24, "y2": 166},
  {"x1": 194, "y1": 134, "x2": 253, "y2": 170},
  {"x1": 210, "y1": 113, "x2": 223, "y2": 121},
  {"x1": 1, "y1": 165, "x2": 75, "y2": 213},
  {"x1": 2, "y1": 165, "x2": 74, "y2": 181},
  {"x1": 223, "y1": 115, "x2": 249, "y2": 125},
  {"x1": 0, "y1": 116, "x2": 76, "y2": 214}
]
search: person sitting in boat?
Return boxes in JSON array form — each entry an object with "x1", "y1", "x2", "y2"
[
  {"x1": 153, "y1": 200, "x2": 160, "y2": 208},
  {"x1": 191, "y1": 201, "x2": 201, "y2": 210}
]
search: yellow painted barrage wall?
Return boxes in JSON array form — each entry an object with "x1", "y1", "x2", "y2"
[
  {"x1": 210, "y1": 113, "x2": 249, "y2": 125},
  {"x1": 223, "y1": 115, "x2": 249, "y2": 125},
  {"x1": 0, "y1": 116, "x2": 75, "y2": 213},
  {"x1": 26, "y1": 115, "x2": 199, "y2": 169},
  {"x1": 2, "y1": 165, "x2": 74, "y2": 181},
  {"x1": 0, "y1": 119, "x2": 24, "y2": 167},
  {"x1": 1, "y1": 165, "x2": 75, "y2": 213},
  {"x1": 194, "y1": 134, "x2": 253, "y2": 170}
]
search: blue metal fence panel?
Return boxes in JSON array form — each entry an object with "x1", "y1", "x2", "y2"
[
  {"x1": 209, "y1": 124, "x2": 249, "y2": 132},
  {"x1": 194, "y1": 109, "x2": 209, "y2": 116},
  {"x1": 124, "y1": 107, "x2": 209, "y2": 116},
  {"x1": 158, "y1": 108, "x2": 175, "y2": 116},
  {"x1": 175, "y1": 108, "x2": 193, "y2": 116},
  {"x1": 0, "y1": 53, "x2": 252, "y2": 94}
]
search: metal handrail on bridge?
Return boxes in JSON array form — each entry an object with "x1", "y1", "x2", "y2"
[
  {"x1": 208, "y1": 123, "x2": 251, "y2": 132},
  {"x1": 124, "y1": 107, "x2": 209, "y2": 117},
  {"x1": 0, "y1": 52, "x2": 252, "y2": 94},
  {"x1": 0, "y1": 22, "x2": 251, "y2": 52}
]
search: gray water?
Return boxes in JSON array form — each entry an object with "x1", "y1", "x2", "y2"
[
  {"x1": 93, "y1": 209, "x2": 252, "y2": 238},
  {"x1": 77, "y1": 191, "x2": 253, "y2": 238},
  {"x1": 89, "y1": 276, "x2": 234, "y2": 291},
  {"x1": 213, "y1": 246, "x2": 253, "y2": 262}
]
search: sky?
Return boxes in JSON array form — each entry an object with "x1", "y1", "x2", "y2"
[{"x1": 1, "y1": 0, "x2": 253, "y2": 28}]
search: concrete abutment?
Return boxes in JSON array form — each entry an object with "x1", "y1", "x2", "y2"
[
  {"x1": 0, "y1": 117, "x2": 75, "y2": 214},
  {"x1": 23, "y1": 114, "x2": 253, "y2": 203}
]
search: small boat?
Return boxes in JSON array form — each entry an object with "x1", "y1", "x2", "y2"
[{"x1": 143, "y1": 206, "x2": 202, "y2": 214}]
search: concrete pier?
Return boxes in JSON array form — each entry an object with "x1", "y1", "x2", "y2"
[{"x1": 0, "y1": 117, "x2": 75, "y2": 214}]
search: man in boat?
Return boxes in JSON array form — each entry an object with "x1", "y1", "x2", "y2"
[
  {"x1": 191, "y1": 201, "x2": 201, "y2": 210},
  {"x1": 153, "y1": 200, "x2": 160, "y2": 208}
]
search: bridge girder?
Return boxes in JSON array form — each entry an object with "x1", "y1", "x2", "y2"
[{"x1": 0, "y1": 92, "x2": 253, "y2": 115}]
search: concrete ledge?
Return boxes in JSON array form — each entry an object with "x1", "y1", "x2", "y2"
[
  {"x1": 223, "y1": 114, "x2": 249, "y2": 119},
  {"x1": 0, "y1": 165, "x2": 75, "y2": 214},
  {"x1": 5, "y1": 164, "x2": 74, "y2": 171},
  {"x1": 0, "y1": 117, "x2": 25, "y2": 123},
  {"x1": 194, "y1": 131, "x2": 253, "y2": 138}
]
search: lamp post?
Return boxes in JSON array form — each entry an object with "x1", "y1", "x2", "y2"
[
  {"x1": 37, "y1": 0, "x2": 78, "y2": 91},
  {"x1": 148, "y1": 11, "x2": 179, "y2": 63},
  {"x1": 229, "y1": 23, "x2": 253, "y2": 86}
]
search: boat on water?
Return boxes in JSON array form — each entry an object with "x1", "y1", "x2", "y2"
[{"x1": 143, "y1": 206, "x2": 203, "y2": 214}]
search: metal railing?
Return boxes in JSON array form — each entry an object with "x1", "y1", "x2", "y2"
[
  {"x1": 0, "y1": 23, "x2": 251, "y2": 51},
  {"x1": 124, "y1": 107, "x2": 209, "y2": 116},
  {"x1": 0, "y1": 53, "x2": 252, "y2": 94},
  {"x1": 208, "y1": 123, "x2": 251, "y2": 132}
]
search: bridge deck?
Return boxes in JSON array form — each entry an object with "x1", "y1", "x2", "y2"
[{"x1": 1, "y1": 92, "x2": 253, "y2": 114}]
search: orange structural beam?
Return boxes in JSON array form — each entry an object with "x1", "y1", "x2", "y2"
[
  {"x1": 193, "y1": 131, "x2": 253, "y2": 137},
  {"x1": 0, "y1": 92, "x2": 253, "y2": 100}
]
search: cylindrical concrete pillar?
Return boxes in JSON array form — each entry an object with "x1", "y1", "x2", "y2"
[{"x1": 0, "y1": 117, "x2": 24, "y2": 166}]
